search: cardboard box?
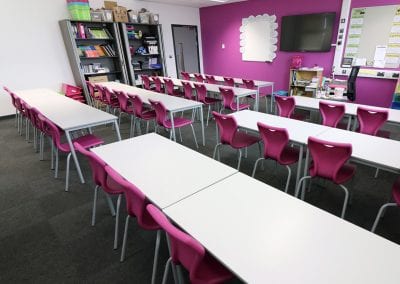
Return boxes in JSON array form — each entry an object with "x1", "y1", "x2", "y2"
[
  {"x1": 113, "y1": 6, "x2": 129, "y2": 22},
  {"x1": 104, "y1": 1, "x2": 117, "y2": 10},
  {"x1": 102, "y1": 9, "x2": 113, "y2": 22},
  {"x1": 88, "y1": 75, "x2": 108, "y2": 83}
]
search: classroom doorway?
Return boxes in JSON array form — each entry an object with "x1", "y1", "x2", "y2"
[{"x1": 172, "y1": 25, "x2": 200, "y2": 78}]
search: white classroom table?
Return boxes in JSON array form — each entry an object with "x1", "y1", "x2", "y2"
[
  {"x1": 164, "y1": 172, "x2": 400, "y2": 284},
  {"x1": 98, "y1": 81, "x2": 205, "y2": 146},
  {"x1": 188, "y1": 73, "x2": 274, "y2": 112},
  {"x1": 156, "y1": 76, "x2": 257, "y2": 113},
  {"x1": 91, "y1": 133, "x2": 237, "y2": 208},
  {"x1": 230, "y1": 110, "x2": 330, "y2": 188},
  {"x1": 14, "y1": 88, "x2": 119, "y2": 184}
]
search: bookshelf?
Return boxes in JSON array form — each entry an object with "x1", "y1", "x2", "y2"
[
  {"x1": 59, "y1": 20, "x2": 129, "y2": 103},
  {"x1": 119, "y1": 23, "x2": 166, "y2": 86},
  {"x1": 289, "y1": 68, "x2": 323, "y2": 97}
]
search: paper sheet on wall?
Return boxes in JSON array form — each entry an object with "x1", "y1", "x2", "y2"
[
  {"x1": 389, "y1": 36, "x2": 400, "y2": 44},
  {"x1": 354, "y1": 58, "x2": 367, "y2": 66},
  {"x1": 391, "y1": 25, "x2": 400, "y2": 33}
]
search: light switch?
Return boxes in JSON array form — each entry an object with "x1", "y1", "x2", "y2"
[{"x1": 221, "y1": 43, "x2": 225, "y2": 49}]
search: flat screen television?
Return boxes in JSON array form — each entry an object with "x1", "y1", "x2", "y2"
[{"x1": 280, "y1": 12, "x2": 336, "y2": 52}]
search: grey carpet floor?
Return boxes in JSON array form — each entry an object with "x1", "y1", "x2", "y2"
[{"x1": 0, "y1": 107, "x2": 399, "y2": 283}]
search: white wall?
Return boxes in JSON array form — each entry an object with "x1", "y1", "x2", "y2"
[{"x1": 0, "y1": 0, "x2": 202, "y2": 116}]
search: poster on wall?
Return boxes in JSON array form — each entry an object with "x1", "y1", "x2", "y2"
[{"x1": 239, "y1": 14, "x2": 278, "y2": 62}]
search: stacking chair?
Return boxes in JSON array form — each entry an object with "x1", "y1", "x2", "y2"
[
  {"x1": 181, "y1": 81, "x2": 196, "y2": 101},
  {"x1": 219, "y1": 87, "x2": 250, "y2": 113},
  {"x1": 274, "y1": 96, "x2": 306, "y2": 120},
  {"x1": 86, "y1": 81, "x2": 100, "y2": 108},
  {"x1": 146, "y1": 204, "x2": 233, "y2": 284},
  {"x1": 180, "y1": 71, "x2": 191, "y2": 81},
  {"x1": 371, "y1": 177, "x2": 400, "y2": 233},
  {"x1": 151, "y1": 76, "x2": 165, "y2": 93},
  {"x1": 149, "y1": 99, "x2": 198, "y2": 148},
  {"x1": 319, "y1": 101, "x2": 345, "y2": 128},
  {"x1": 130, "y1": 94, "x2": 156, "y2": 137},
  {"x1": 103, "y1": 166, "x2": 161, "y2": 284},
  {"x1": 252, "y1": 122, "x2": 300, "y2": 193},
  {"x1": 38, "y1": 114, "x2": 104, "y2": 191},
  {"x1": 141, "y1": 74, "x2": 153, "y2": 90},
  {"x1": 74, "y1": 143, "x2": 123, "y2": 249},
  {"x1": 213, "y1": 111, "x2": 260, "y2": 170},
  {"x1": 164, "y1": 78, "x2": 184, "y2": 97},
  {"x1": 205, "y1": 74, "x2": 217, "y2": 84},
  {"x1": 103, "y1": 87, "x2": 120, "y2": 114},
  {"x1": 194, "y1": 73, "x2": 205, "y2": 83},
  {"x1": 223, "y1": 76, "x2": 235, "y2": 87},
  {"x1": 242, "y1": 79, "x2": 271, "y2": 112},
  {"x1": 114, "y1": 90, "x2": 135, "y2": 129},
  {"x1": 194, "y1": 83, "x2": 221, "y2": 125},
  {"x1": 3, "y1": 87, "x2": 19, "y2": 127},
  {"x1": 296, "y1": 137, "x2": 356, "y2": 218}
]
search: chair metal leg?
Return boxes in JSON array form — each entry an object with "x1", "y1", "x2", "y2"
[
  {"x1": 113, "y1": 194, "x2": 121, "y2": 250},
  {"x1": 252, "y1": 157, "x2": 264, "y2": 177},
  {"x1": 295, "y1": 176, "x2": 311, "y2": 199},
  {"x1": 151, "y1": 230, "x2": 161, "y2": 284},
  {"x1": 190, "y1": 124, "x2": 198, "y2": 148},
  {"x1": 146, "y1": 120, "x2": 150, "y2": 133},
  {"x1": 120, "y1": 215, "x2": 130, "y2": 262},
  {"x1": 285, "y1": 165, "x2": 292, "y2": 193},
  {"x1": 371, "y1": 203, "x2": 397, "y2": 232},
  {"x1": 213, "y1": 143, "x2": 222, "y2": 160},
  {"x1": 338, "y1": 184, "x2": 349, "y2": 219},
  {"x1": 129, "y1": 116, "x2": 134, "y2": 137},
  {"x1": 65, "y1": 152, "x2": 72, "y2": 192},
  {"x1": 54, "y1": 149, "x2": 59, "y2": 178},
  {"x1": 105, "y1": 193, "x2": 116, "y2": 216},
  {"x1": 206, "y1": 105, "x2": 211, "y2": 126},
  {"x1": 162, "y1": 258, "x2": 172, "y2": 284},
  {"x1": 178, "y1": 128, "x2": 183, "y2": 142},
  {"x1": 91, "y1": 185, "x2": 99, "y2": 226},
  {"x1": 237, "y1": 149, "x2": 243, "y2": 170},
  {"x1": 374, "y1": 168, "x2": 380, "y2": 178}
]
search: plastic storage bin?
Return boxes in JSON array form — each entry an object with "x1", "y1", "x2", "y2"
[{"x1": 67, "y1": 0, "x2": 91, "y2": 21}]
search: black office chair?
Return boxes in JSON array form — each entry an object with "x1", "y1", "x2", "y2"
[{"x1": 346, "y1": 66, "x2": 360, "y2": 101}]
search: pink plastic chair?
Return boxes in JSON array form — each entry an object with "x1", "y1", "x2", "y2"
[
  {"x1": 3, "y1": 86, "x2": 19, "y2": 127},
  {"x1": 146, "y1": 204, "x2": 233, "y2": 284},
  {"x1": 213, "y1": 111, "x2": 260, "y2": 170},
  {"x1": 371, "y1": 177, "x2": 400, "y2": 232},
  {"x1": 275, "y1": 96, "x2": 306, "y2": 120},
  {"x1": 149, "y1": 99, "x2": 198, "y2": 148},
  {"x1": 319, "y1": 101, "x2": 345, "y2": 128},
  {"x1": 74, "y1": 143, "x2": 123, "y2": 249},
  {"x1": 252, "y1": 122, "x2": 300, "y2": 193},
  {"x1": 194, "y1": 73, "x2": 205, "y2": 83},
  {"x1": 104, "y1": 87, "x2": 120, "y2": 114},
  {"x1": 38, "y1": 114, "x2": 104, "y2": 191},
  {"x1": 151, "y1": 76, "x2": 165, "y2": 93},
  {"x1": 114, "y1": 90, "x2": 135, "y2": 129},
  {"x1": 219, "y1": 87, "x2": 250, "y2": 112},
  {"x1": 242, "y1": 79, "x2": 271, "y2": 111},
  {"x1": 180, "y1": 71, "x2": 191, "y2": 81},
  {"x1": 164, "y1": 78, "x2": 184, "y2": 97},
  {"x1": 94, "y1": 84, "x2": 108, "y2": 107},
  {"x1": 205, "y1": 75, "x2": 217, "y2": 84},
  {"x1": 181, "y1": 81, "x2": 196, "y2": 101},
  {"x1": 357, "y1": 106, "x2": 390, "y2": 138},
  {"x1": 130, "y1": 94, "x2": 156, "y2": 137},
  {"x1": 141, "y1": 74, "x2": 153, "y2": 90},
  {"x1": 194, "y1": 83, "x2": 221, "y2": 125},
  {"x1": 223, "y1": 76, "x2": 235, "y2": 87},
  {"x1": 86, "y1": 81, "x2": 100, "y2": 108},
  {"x1": 296, "y1": 136, "x2": 356, "y2": 218}
]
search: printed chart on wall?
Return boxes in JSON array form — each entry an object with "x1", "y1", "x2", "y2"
[{"x1": 343, "y1": 5, "x2": 400, "y2": 69}]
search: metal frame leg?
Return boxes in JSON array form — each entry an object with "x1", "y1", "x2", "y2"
[
  {"x1": 120, "y1": 215, "x2": 130, "y2": 262},
  {"x1": 252, "y1": 157, "x2": 264, "y2": 177},
  {"x1": 114, "y1": 120, "x2": 122, "y2": 141},
  {"x1": 170, "y1": 112, "x2": 176, "y2": 142},
  {"x1": 295, "y1": 145, "x2": 304, "y2": 191},
  {"x1": 199, "y1": 106, "x2": 205, "y2": 146},
  {"x1": 91, "y1": 185, "x2": 99, "y2": 226},
  {"x1": 113, "y1": 194, "x2": 121, "y2": 250},
  {"x1": 65, "y1": 152, "x2": 72, "y2": 191},
  {"x1": 213, "y1": 143, "x2": 222, "y2": 160},
  {"x1": 285, "y1": 165, "x2": 292, "y2": 193},
  {"x1": 151, "y1": 230, "x2": 161, "y2": 284},
  {"x1": 162, "y1": 258, "x2": 172, "y2": 284},
  {"x1": 371, "y1": 203, "x2": 397, "y2": 232},
  {"x1": 295, "y1": 175, "x2": 311, "y2": 199},
  {"x1": 338, "y1": 184, "x2": 350, "y2": 219},
  {"x1": 190, "y1": 124, "x2": 199, "y2": 148},
  {"x1": 65, "y1": 131, "x2": 84, "y2": 183},
  {"x1": 237, "y1": 149, "x2": 243, "y2": 170}
]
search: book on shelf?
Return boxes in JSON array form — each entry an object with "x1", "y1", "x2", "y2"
[
  {"x1": 73, "y1": 23, "x2": 112, "y2": 39},
  {"x1": 78, "y1": 45, "x2": 110, "y2": 58}
]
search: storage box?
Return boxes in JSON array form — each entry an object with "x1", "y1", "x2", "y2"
[
  {"x1": 88, "y1": 75, "x2": 109, "y2": 83},
  {"x1": 67, "y1": 0, "x2": 91, "y2": 21},
  {"x1": 113, "y1": 6, "x2": 129, "y2": 22},
  {"x1": 104, "y1": 1, "x2": 117, "y2": 10},
  {"x1": 102, "y1": 9, "x2": 113, "y2": 22},
  {"x1": 90, "y1": 10, "x2": 103, "y2": 21},
  {"x1": 128, "y1": 10, "x2": 139, "y2": 23},
  {"x1": 139, "y1": 12, "x2": 150, "y2": 24},
  {"x1": 150, "y1": 13, "x2": 159, "y2": 24}
]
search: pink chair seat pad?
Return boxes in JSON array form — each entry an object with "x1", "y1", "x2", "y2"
[
  {"x1": 163, "y1": 117, "x2": 193, "y2": 129},
  {"x1": 140, "y1": 110, "x2": 156, "y2": 120},
  {"x1": 279, "y1": 146, "x2": 300, "y2": 165},
  {"x1": 230, "y1": 131, "x2": 260, "y2": 148},
  {"x1": 60, "y1": 134, "x2": 103, "y2": 153},
  {"x1": 230, "y1": 103, "x2": 250, "y2": 111},
  {"x1": 203, "y1": 97, "x2": 221, "y2": 105},
  {"x1": 310, "y1": 163, "x2": 356, "y2": 184},
  {"x1": 190, "y1": 252, "x2": 234, "y2": 283}
]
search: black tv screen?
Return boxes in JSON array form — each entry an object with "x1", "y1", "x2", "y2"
[{"x1": 280, "y1": 12, "x2": 336, "y2": 52}]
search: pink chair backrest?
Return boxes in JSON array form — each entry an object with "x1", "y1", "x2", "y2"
[
  {"x1": 104, "y1": 87, "x2": 115, "y2": 104},
  {"x1": 141, "y1": 75, "x2": 152, "y2": 90},
  {"x1": 181, "y1": 81, "x2": 193, "y2": 100},
  {"x1": 242, "y1": 79, "x2": 256, "y2": 89},
  {"x1": 357, "y1": 106, "x2": 388, "y2": 136},
  {"x1": 130, "y1": 94, "x2": 146, "y2": 118},
  {"x1": 3, "y1": 87, "x2": 17, "y2": 108},
  {"x1": 149, "y1": 99, "x2": 167, "y2": 126},
  {"x1": 95, "y1": 85, "x2": 106, "y2": 102},
  {"x1": 180, "y1": 71, "x2": 190, "y2": 81},
  {"x1": 275, "y1": 96, "x2": 295, "y2": 118},
  {"x1": 151, "y1": 76, "x2": 163, "y2": 93},
  {"x1": 257, "y1": 122, "x2": 290, "y2": 162},
  {"x1": 308, "y1": 136, "x2": 352, "y2": 182},
  {"x1": 163, "y1": 78, "x2": 175, "y2": 95},
  {"x1": 114, "y1": 90, "x2": 130, "y2": 112},
  {"x1": 74, "y1": 142, "x2": 107, "y2": 188},
  {"x1": 205, "y1": 75, "x2": 216, "y2": 84},
  {"x1": 38, "y1": 114, "x2": 67, "y2": 152},
  {"x1": 194, "y1": 83, "x2": 207, "y2": 103},
  {"x1": 319, "y1": 101, "x2": 345, "y2": 128},
  {"x1": 146, "y1": 204, "x2": 205, "y2": 275},
  {"x1": 86, "y1": 81, "x2": 97, "y2": 99},
  {"x1": 194, "y1": 73, "x2": 204, "y2": 83},
  {"x1": 105, "y1": 166, "x2": 159, "y2": 229},
  {"x1": 212, "y1": 111, "x2": 238, "y2": 145},
  {"x1": 219, "y1": 87, "x2": 235, "y2": 109},
  {"x1": 223, "y1": 77, "x2": 235, "y2": 87}
]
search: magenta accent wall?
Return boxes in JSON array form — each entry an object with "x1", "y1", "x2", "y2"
[{"x1": 200, "y1": 0, "x2": 399, "y2": 107}]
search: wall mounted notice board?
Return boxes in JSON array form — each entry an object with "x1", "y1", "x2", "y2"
[{"x1": 343, "y1": 4, "x2": 400, "y2": 69}]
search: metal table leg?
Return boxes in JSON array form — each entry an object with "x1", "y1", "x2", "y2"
[
  {"x1": 170, "y1": 112, "x2": 177, "y2": 141},
  {"x1": 295, "y1": 144, "x2": 304, "y2": 192},
  {"x1": 66, "y1": 131, "x2": 85, "y2": 184},
  {"x1": 199, "y1": 105, "x2": 205, "y2": 146}
]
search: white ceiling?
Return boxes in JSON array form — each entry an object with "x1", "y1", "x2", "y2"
[{"x1": 138, "y1": 0, "x2": 246, "y2": 8}]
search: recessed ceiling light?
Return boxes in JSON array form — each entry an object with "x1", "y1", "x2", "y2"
[{"x1": 210, "y1": 0, "x2": 229, "y2": 2}]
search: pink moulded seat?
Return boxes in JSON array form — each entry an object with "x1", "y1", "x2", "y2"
[
  {"x1": 296, "y1": 136, "x2": 356, "y2": 219},
  {"x1": 151, "y1": 76, "x2": 165, "y2": 93},
  {"x1": 219, "y1": 87, "x2": 250, "y2": 112},
  {"x1": 3, "y1": 86, "x2": 19, "y2": 127},
  {"x1": 242, "y1": 79, "x2": 271, "y2": 111},
  {"x1": 252, "y1": 122, "x2": 300, "y2": 193},
  {"x1": 149, "y1": 99, "x2": 199, "y2": 148},
  {"x1": 194, "y1": 73, "x2": 205, "y2": 83},
  {"x1": 146, "y1": 204, "x2": 234, "y2": 284},
  {"x1": 181, "y1": 81, "x2": 197, "y2": 101},
  {"x1": 194, "y1": 83, "x2": 221, "y2": 125},
  {"x1": 164, "y1": 77, "x2": 184, "y2": 97},
  {"x1": 141, "y1": 74, "x2": 154, "y2": 90},
  {"x1": 205, "y1": 74, "x2": 217, "y2": 84},
  {"x1": 180, "y1": 71, "x2": 191, "y2": 81},
  {"x1": 275, "y1": 95, "x2": 306, "y2": 120},
  {"x1": 213, "y1": 111, "x2": 260, "y2": 170},
  {"x1": 223, "y1": 76, "x2": 235, "y2": 87},
  {"x1": 357, "y1": 106, "x2": 390, "y2": 138},
  {"x1": 319, "y1": 101, "x2": 346, "y2": 128},
  {"x1": 86, "y1": 81, "x2": 101, "y2": 108},
  {"x1": 104, "y1": 87, "x2": 120, "y2": 112},
  {"x1": 74, "y1": 142, "x2": 123, "y2": 250},
  {"x1": 129, "y1": 94, "x2": 156, "y2": 137}
]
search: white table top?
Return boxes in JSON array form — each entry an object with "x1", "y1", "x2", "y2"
[
  {"x1": 294, "y1": 96, "x2": 400, "y2": 124},
  {"x1": 317, "y1": 127, "x2": 400, "y2": 172},
  {"x1": 91, "y1": 133, "x2": 237, "y2": 208},
  {"x1": 189, "y1": 73, "x2": 274, "y2": 88},
  {"x1": 231, "y1": 110, "x2": 330, "y2": 144},
  {"x1": 14, "y1": 88, "x2": 116, "y2": 131},
  {"x1": 98, "y1": 82, "x2": 202, "y2": 112},
  {"x1": 158, "y1": 76, "x2": 256, "y2": 97},
  {"x1": 164, "y1": 172, "x2": 400, "y2": 284}
]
